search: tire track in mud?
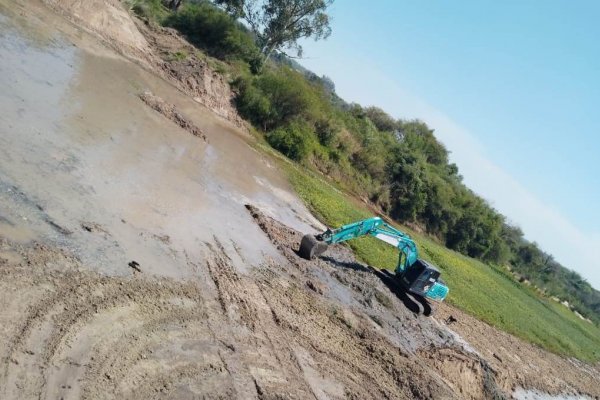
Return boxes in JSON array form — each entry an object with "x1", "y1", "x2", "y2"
[
  {"x1": 0, "y1": 248, "x2": 237, "y2": 400},
  {"x1": 204, "y1": 237, "x2": 318, "y2": 399},
  {"x1": 0, "y1": 207, "x2": 508, "y2": 400},
  {"x1": 254, "y1": 269, "x2": 451, "y2": 400},
  {"x1": 205, "y1": 238, "x2": 259, "y2": 331}
]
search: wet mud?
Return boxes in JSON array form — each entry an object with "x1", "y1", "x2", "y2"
[{"x1": 0, "y1": 208, "x2": 507, "y2": 400}]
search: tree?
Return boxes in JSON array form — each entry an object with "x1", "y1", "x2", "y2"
[
  {"x1": 364, "y1": 106, "x2": 398, "y2": 133},
  {"x1": 165, "y1": 3, "x2": 259, "y2": 61},
  {"x1": 215, "y1": 0, "x2": 333, "y2": 63},
  {"x1": 163, "y1": 0, "x2": 184, "y2": 11},
  {"x1": 387, "y1": 150, "x2": 428, "y2": 222},
  {"x1": 398, "y1": 120, "x2": 449, "y2": 166}
]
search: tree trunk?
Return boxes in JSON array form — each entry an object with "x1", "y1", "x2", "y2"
[
  {"x1": 260, "y1": 45, "x2": 276, "y2": 66},
  {"x1": 163, "y1": 0, "x2": 183, "y2": 11}
]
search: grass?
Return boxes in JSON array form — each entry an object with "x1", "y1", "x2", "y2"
[
  {"x1": 276, "y1": 152, "x2": 600, "y2": 362},
  {"x1": 167, "y1": 51, "x2": 188, "y2": 62},
  {"x1": 126, "y1": 0, "x2": 170, "y2": 22}
]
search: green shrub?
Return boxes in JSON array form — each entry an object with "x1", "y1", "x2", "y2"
[
  {"x1": 234, "y1": 67, "x2": 327, "y2": 131},
  {"x1": 164, "y1": 2, "x2": 259, "y2": 62},
  {"x1": 127, "y1": 0, "x2": 169, "y2": 21},
  {"x1": 255, "y1": 69, "x2": 321, "y2": 128},
  {"x1": 315, "y1": 118, "x2": 340, "y2": 146},
  {"x1": 232, "y1": 76, "x2": 273, "y2": 130},
  {"x1": 267, "y1": 121, "x2": 314, "y2": 161}
]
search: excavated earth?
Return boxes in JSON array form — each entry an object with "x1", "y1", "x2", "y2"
[{"x1": 0, "y1": 1, "x2": 599, "y2": 399}]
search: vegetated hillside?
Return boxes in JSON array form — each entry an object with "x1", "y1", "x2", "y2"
[{"x1": 130, "y1": 0, "x2": 600, "y2": 326}]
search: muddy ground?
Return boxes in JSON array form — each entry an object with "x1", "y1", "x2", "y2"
[
  {"x1": 0, "y1": 207, "x2": 501, "y2": 400},
  {"x1": 0, "y1": 1, "x2": 599, "y2": 399}
]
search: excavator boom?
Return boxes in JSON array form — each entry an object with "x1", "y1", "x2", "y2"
[{"x1": 313, "y1": 217, "x2": 417, "y2": 272}]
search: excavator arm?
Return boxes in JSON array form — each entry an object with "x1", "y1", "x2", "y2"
[{"x1": 310, "y1": 217, "x2": 417, "y2": 273}]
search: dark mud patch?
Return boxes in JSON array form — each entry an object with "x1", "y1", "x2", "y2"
[{"x1": 419, "y1": 346, "x2": 506, "y2": 400}]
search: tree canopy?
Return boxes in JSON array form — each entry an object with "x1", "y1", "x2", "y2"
[{"x1": 215, "y1": 0, "x2": 333, "y2": 62}]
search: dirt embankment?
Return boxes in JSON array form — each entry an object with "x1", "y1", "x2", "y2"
[
  {"x1": 135, "y1": 21, "x2": 246, "y2": 127},
  {"x1": 41, "y1": 0, "x2": 153, "y2": 63},
  {"x1": 41, "y1": 0, "x2": 244, "y2": 127},
  {"x1": 436, "y1": 305, "x2": 600, "y2": 399}
]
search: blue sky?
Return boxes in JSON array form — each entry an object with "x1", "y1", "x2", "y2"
[{"x1": 299, "y1": 0, "x2": 600, "y2": 289}]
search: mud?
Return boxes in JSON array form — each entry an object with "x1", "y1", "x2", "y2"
[
  {"x1": 436, "y1": 304, "x2": 600, "y2": 399},
  {"x1": 0, "y1": 210, "x2": 505, "y2": 400},
  {"x1": 246, "y1": 206, "x2": 510, "y2": 399},
  {"x1": 1, "y1": 1, "x2": 599, "y2": 399},
  {"x1": 0, "y1": 0, "x2": 318, "y2": 279},
  {"x1": 139, "y1": 91, "x2": 207, "y2": 141}
]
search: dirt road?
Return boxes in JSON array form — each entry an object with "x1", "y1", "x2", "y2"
[{"x1": 0, "y1": 1, "x2": 598, "y2": 399}]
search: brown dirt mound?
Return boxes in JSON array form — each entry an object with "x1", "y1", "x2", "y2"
[
  {"x1": 246, "y1": 205, "x2": 507, "y2": 400},
  {"x1": 134, "y1": 21, "x2": 246, "y2": 127},
  {"x1": 42, "y1": 0, "x2": 153, "y2": 65}
]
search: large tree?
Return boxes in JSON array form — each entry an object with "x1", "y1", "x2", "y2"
[{"x1": 215, "y1": 0, "x2": 333, "y2": 63}]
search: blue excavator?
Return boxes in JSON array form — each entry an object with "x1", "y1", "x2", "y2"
[{"x1": 299, "y1": 217, "x2": 449, "y2": 304}]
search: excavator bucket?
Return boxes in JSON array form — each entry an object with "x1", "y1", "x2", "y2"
[{"x1": 298, "y1": 234, "x2": 329, "y2": 260}]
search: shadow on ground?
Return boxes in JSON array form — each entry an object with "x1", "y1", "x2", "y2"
[{"x1": 320, "y1": 256, "x2": 434, "y2": 316}]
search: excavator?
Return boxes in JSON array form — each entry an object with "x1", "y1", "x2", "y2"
[{"x1": 298, "y1": 217, "x2": 449, "y2": 306}]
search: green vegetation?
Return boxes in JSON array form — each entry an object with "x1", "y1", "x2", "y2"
[
  {"x1": 266, "y1": 121, "x2": 315, "y2": 161},
  {"x1": 127, "y1": 0, "x2": 171, "y2": 21},
  {"x1": 131, "y1": 0, "x2": 600, "y2": 359},
  {"x1": 279, "y1": 157, "x2": 600, "y2": 361},
  {"x1": 215, "y1": 0, "x2": 333, "y2": 64},
  {"x1": 164, "y1": 3, "x2": 260, "y2": 64}
]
